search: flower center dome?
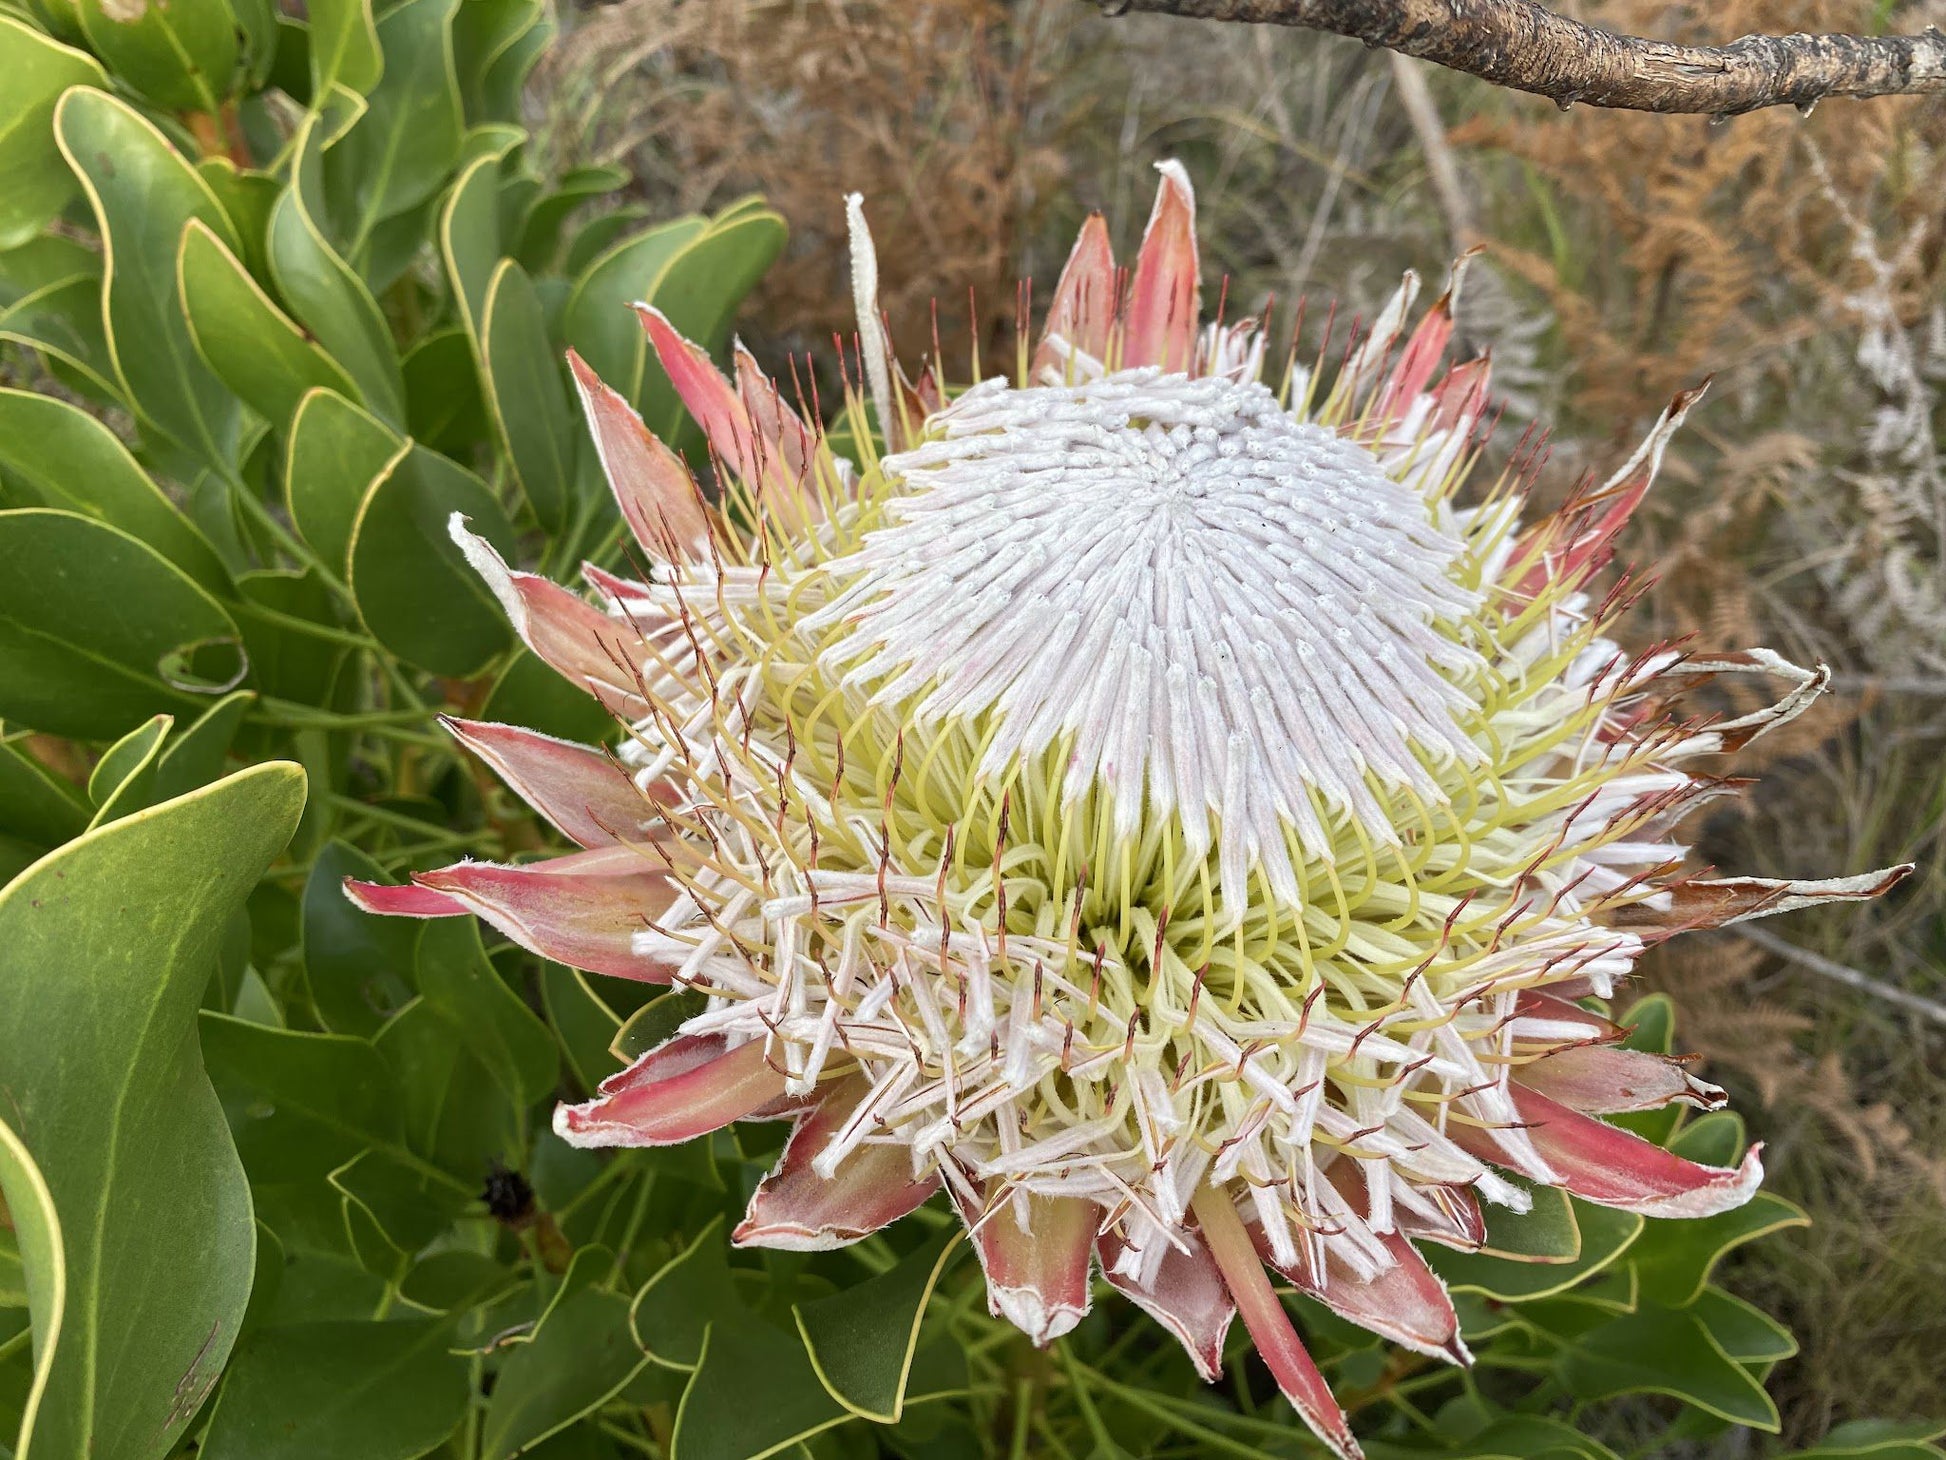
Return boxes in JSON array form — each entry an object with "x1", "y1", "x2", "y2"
[{"x1": 817, "y1": 369, "x2": 1487, "y2": 900}]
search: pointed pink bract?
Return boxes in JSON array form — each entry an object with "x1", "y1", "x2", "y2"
[
  {"x1": 1097, "y1": 1226, "x2": 1236, "y2": 1382},
  {"x1": 1454, "y1": 1085, "x2": 1765, "y2": 1219},
  {"x1": 1192, "y1": 1184, "x2": 1361, "y2": 1460},
  {"x1": 1123, "y1": 163, "x2": 1199, "y2": 374},
  {"x1": 958, "y1": 1188, "x2": 1097, "y2": 1346},
  {"x1": 1035, "y1": 212, "x2": 1116, "y2": 377},
  {"x1": 444, "y1": 717, "x2": 654, "y2": 849},
  {"x1": 567, "y1": 349, "x2": 712, "y2": 561},
  {"x1": 1515, "y1": 1045, "x2": 1726, "y2": 1116},
  {"x1": 734, "y1": 1076, "x2": 940, "y2": 1250},
  {"x1": 556, "y1": 1032, "x2": 789, "y2": 1147},
  {"x1": 412, "y1": 844, "x2": 679, "y2": 984}
]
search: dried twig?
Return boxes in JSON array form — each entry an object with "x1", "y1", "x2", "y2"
[
  {"x1": 1092, "y1": 0, "x2": 1946, "y2": 116},
  {"x1": 1736, "y1": 925, "x2": 1946, "y2": 1029},
  {"x1": 1386, "y1": 52, "x2": 1473, "y2": 250}
]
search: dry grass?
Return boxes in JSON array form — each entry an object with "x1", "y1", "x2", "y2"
[{"x1": 539, "y1": 0, "x2": 1946, "y2": 1440}]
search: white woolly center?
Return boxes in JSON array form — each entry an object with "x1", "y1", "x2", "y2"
[{"x1": 817, "y1": 370, "x2": 1485, "y2": 877}]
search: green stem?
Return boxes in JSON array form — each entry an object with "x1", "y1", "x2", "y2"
[
  {"x1": 1055, "y1": 1341, "x2": 1119, "y2": 1455},
  {"x1": 232, "y1": 484, "x2": 353, "y2": 601},
  {"x1": 554, "y1": 1151, "x2": 640, "y2": 1221},
  {"x1": 229, "y1": 599, "x2": 377, "y2": 651},
  {"x1": 327, "y1": 792, "x2": 471, "y2": 839},
  {"x1": 1007, "y1": 1379, "x2": 1036, "y2": 1460}
]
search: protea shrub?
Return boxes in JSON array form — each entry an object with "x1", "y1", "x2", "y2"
[{"x1": 350, "y1": 163, "x2": 1908, "y2": 1457}]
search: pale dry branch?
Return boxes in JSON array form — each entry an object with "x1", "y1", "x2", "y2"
[
  {"x1": 1092, "y1": 0, "x2": 1946, "y2": 115},
  {"x1": 1736, "y1": 925, "x2": 1946, "y2": 1029}
]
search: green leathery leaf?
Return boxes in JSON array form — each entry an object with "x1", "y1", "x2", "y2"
[
  {"x1": 329, "y1": 1149, "x2": 464, "y2": 1260},
  {"x1": 402, "y1": 326, "x2": 488, "y2": 453},
  {"x1": 0, "y1": 1117, "x2": 63, "y2": 1459},
  {"x1": 268, "y1": 108, "x2": 406, "y2": 425},
  {"x1": 200, "y1": 1011, "x2": 472, "y2": 1200},
  {"x1": 179, "y1": 219, "x2": 361, "y2": 436},
  {"x1": 516, "y1": 164, "x2": 629, "y2": 273},
  {"x1": 1689, "y1": 1286, "x2": 1797, "y2": 1365},
  {"x1": 1430, "y1": 1196, "x2": 1643, "y2": 1303},
  {"x1": 482, "y1": 256, "x2": 575, "y2": 531},
  {"x1": 1629, "y1": 1190, "x2": 1808, "y2": 1309},
  {"x1": 285, "y1": 386, "x2": 405, "y2": 580},
  {"x1": 73, "y1": 0, "x2": 236, "y2": 113},
  {"x1": 374, "y1": 998, "x2": 518, "y2": 1185},
  {"x1": 1557, "y1": 1303, "x2": 1780, "y2": 1430},
  {"x1": 329, "y1": 0, "x2": 463, "y2": 260},
  {"x1": 52, "y1": 87, "x2": 246, "y2": 469},
  {"x1": 562, "y1": 214, "x2": 709, "y2": 406},
  {"x1": 0, "y1": 763, "x2": 306, "y2": 1460},
  {"x1": 1449, "y1": 1415, "x2": 1624, "y2": 1460},
  {"x1": 1785, "y1": 1420, "x2": 1946, "y2": 1458},
  {"x1": 0, "y1": 271, "x2": 122, "y2": 408},
  {"x1": 542, "y1": 962, "x2": 624, "y2": 1095},
  {"x1": 150, "y1": 690, "x2": 253, "y2": 802},
  {"x1": 479, "y1": 1287, "x2": 651, "y2": 1460},
  {"x1": 0, "y1": 729, "x2": 89, "y2": 847},
  {"x1": 629, "y1": 1216, "x2": 739, "y2": 1372},
  {"x1": 481, "y1": 649, "x2": 616, "y2": 746},
  {"x1": 0, "y1": 509, "x2": 248, "y2": 742},
  {"x1": 417, "y1": 918, "x2": 558, "y2": 1106},
  {"x1": 440, "y1": 141, "x2": 519, "y2": 341},
  {"x1": 346, "y1": 442, "x2": 516, "y2": 676},
  {"x1": 1668, "y1": 1109, "x2": 1745, "y2": 1168},
  {"x1": 400, "y1": 1249, "x2": 515, "y2": 1315},
  {"x1": 670, "y1": 1315, "x2": 851, "y2": 1460},
  {"x1": 634, "y1": 209, "x2": 788, "y2": 440},
  {"x1": 199, "y1": 1316, "x2": 467, "y2": 1460},
  {"x1": 0, "y1": 18, "x2": 106, "y2": 251},
  {"x1": 1476, "y1": 1183, "x2": 1580, "y2": 1263},
  {"x1": 0, "y1": 388, "x2": 231, "y2": 597},
  {"x1": 563, "y1": 204, "x2": 650, "y2": 278},
  {"x1": 307, "y1": 0, "x2": 382, "y2": 98},
  {"x1": 303, "y1": 840, "x2": 420, "y2": 1036},
  {"x1": 793, "y1": 1232, "x2": 961, "y2": 1423},
  {"x1": 611, "y1": 987, "x2": 706, "y2": 1066},
  {"x1": 450, "y1": 0, "x2": 541, "y2": 124},
  {"x1": 84, "y1": 712, "x2": 170, "y2": 828}
]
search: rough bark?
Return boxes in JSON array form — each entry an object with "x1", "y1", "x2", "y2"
[{"x1": 1092, "y1": 0, "x2": 1946, "y2": 116}]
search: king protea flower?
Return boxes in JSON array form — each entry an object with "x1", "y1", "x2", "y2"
[{"x1": 350, "y1": 164, "x2": 1910, "y2": 1457}]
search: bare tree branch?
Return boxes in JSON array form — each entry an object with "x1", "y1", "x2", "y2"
[
  {"x1": 1093, "y1": 0, "x2": 1946, "y2": 116},
  {"x1": 1736, "y1": 926, "x2": 1946, "y2": 1030}
]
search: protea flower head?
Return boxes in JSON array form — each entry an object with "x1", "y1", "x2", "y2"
[{"x1": 350, "y1": 163, "x2": 1910, "y2": 1457}]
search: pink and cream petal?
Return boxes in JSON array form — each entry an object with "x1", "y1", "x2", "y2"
[
  {"x1": 1614, "y1": 866, "x2": 1914, "y2": 939},
  {"x1": 1122, "y1": 161, "x2": 1199, "y2": 374},
  {"x1": 1515, "y1": 1045, "x2": 1726, "y2": 1115},
  {"x1": 555, "y1": 1033, "x2": 789, "y2": 1148},
  {"x1": 342, "y1": 878, "x2": 468, "y2": 918},
  {"x1": 959, "y1": 1189, "x2": 1097, "y2": 1346},
  {"x1": 1454, "y1": 1085, "x2": 1764, "y2": 1219},
  {"x1": 443, "y1": 717, "x2": 654, "y2": 848},
  {"x1": 635, "y1": 306, "x2": 763, "y2": 482},
  {"x1": 1192, "y1": 1184, "x2": 1362, "y2": 1460},
  {"x1": 1097, "y1": 1225, "x2": 1236, "y2": 1382},
  {"x1": 567, "y1": 349, "x2": 713, "y2": 560},
  {"x1": 412, "y1": 844, "x2": 679, "y2": 983},
  {"x1": 1247, "y1": 1168, "x2": 1469, "y2": 1367},
  {"x1": 733, "y1": 342, "x2": 818, "y2": 483},
  {"x1": 733, "y1": 1076, "x2": 940, "y2": 1250},
  {"x1": 1035, "y1": 212, "x2": 1116, "y2": 378},
  {"x1": 448, "y1": 515, "x2": 665, "y2": 716}
]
